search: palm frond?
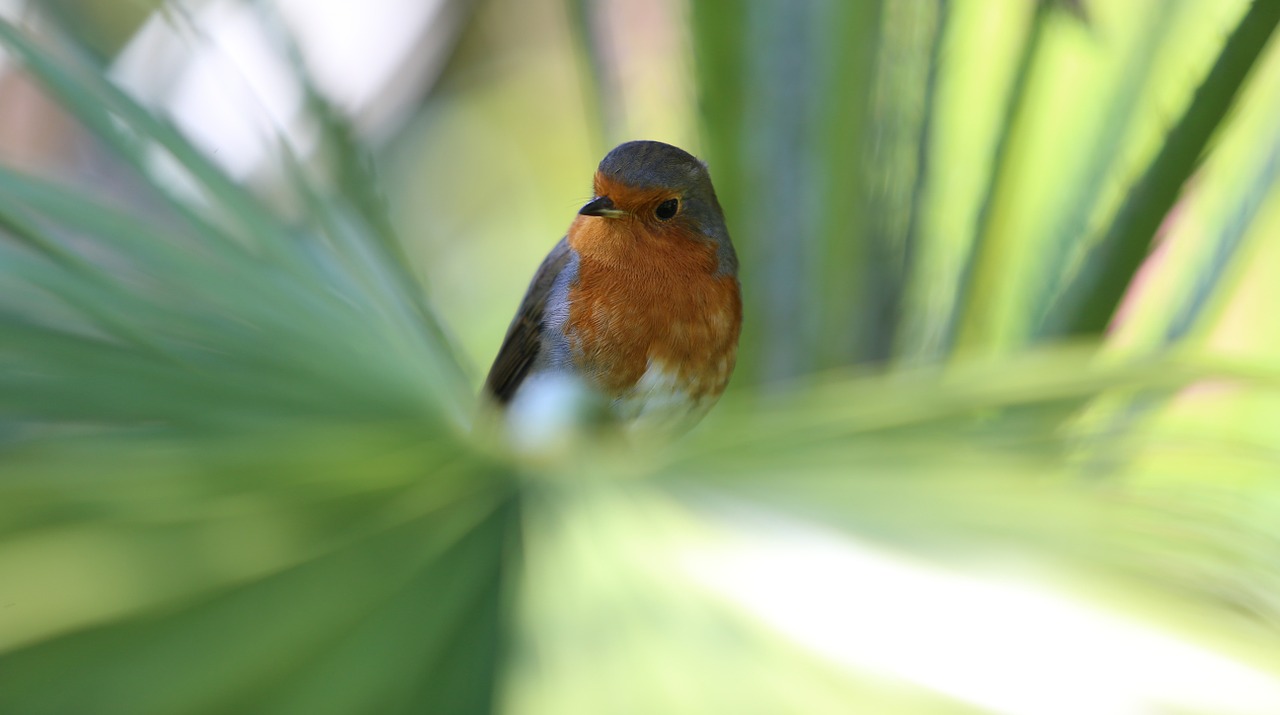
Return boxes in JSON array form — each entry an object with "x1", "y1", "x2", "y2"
[{"x1": 5, "y1": 2, "x2": 1280, "y2": 714}]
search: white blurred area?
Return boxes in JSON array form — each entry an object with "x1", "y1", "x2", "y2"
[
  {"x1": 73, "y1": 0, "x2": 455, "y2": 178},
  {"x1": 687, "y1": 509, "x2": 1280, "y2": 715}
]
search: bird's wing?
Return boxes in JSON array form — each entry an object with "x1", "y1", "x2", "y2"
[{"x1": 483, "y1": 237, "x2": 573, "y2": 404}]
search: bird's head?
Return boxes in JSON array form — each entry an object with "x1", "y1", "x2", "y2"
[{"x1": 578, "y1": 140, "x2": 736, "y2": 276}]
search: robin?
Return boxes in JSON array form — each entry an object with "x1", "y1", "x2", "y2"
[{"x1": 483, "y1": 140, "x2": 741, "y2": 434}]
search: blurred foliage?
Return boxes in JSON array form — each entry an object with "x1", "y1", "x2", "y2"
[
  {"x1": 3, "y1": 0, "x2": 1280, "y2": 713},
  {"x1": 36, "y1": 0, "x2": 161, "y2": 58}
]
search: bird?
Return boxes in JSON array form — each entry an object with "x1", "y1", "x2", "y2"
[{"x1": 483, "y1": 140, "x2": 741, "y2": 435}]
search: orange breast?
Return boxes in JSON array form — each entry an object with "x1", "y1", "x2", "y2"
[{"x1": 565, "y1": 215, "x2": 741, "y2": 403}]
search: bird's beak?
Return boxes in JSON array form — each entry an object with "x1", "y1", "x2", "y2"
[{"x1": 579, "y1": 195, "x2": 626, "y2": 218}]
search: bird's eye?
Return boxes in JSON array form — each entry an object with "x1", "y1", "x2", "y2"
[{"x1": 655, "y1": 198, "x2": 679, "y2": 220}]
